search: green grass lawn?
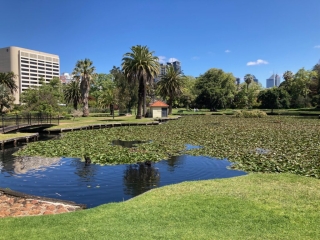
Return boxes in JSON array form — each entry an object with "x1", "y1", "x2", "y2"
[
  {"x1": 48, "y1": 115, "x2": 166, "y2": 130},
  {"x1": 1, "y1": 173, "x2": 320, "y2": 239},
  {"x1": 0, "y1": 133, "x2": 37, "y2": 141}
]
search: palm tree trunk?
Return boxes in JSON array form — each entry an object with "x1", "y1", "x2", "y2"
[
  {"x1": 136, "y1": 79, "x2": 144, "y2": 119},
  {"x1": 143, "y1": 78, "x2": 146, "y2": 117},
  {"x1": 168, "y1": 98, "x2": 173, "y2": 115},
  {"x1": 81, "y1": 78, "x2": 90, "y2": 117}
]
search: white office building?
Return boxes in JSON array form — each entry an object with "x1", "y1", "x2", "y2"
[{"x1": 0, "y1": 46, "x2": 60, "y2": 103}]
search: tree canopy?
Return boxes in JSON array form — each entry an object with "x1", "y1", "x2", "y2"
[
  {"x1": 156, "y1": 65, "x2": 185, "y2": 114},
  {"x1": 122, "y1": 45, "x2": 159, "y2": 118},
  {"x1": 257, "y1": 87, "x2": 290, "y2": 113},
  {"x1": 194, "y1": 68, "x2": 236, "y2": 110}
]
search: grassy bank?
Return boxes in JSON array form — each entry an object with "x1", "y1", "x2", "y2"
[
  {"x1": 47, "y1": 115, "x2": 173, "y2": 130},
  {"x1": 1, "y1": 173, "x2": 320, "y2": 239},
  {"x1": 0, "y1": 133, "x2": 37, "y2": 141}
]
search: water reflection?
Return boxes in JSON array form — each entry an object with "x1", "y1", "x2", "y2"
[
  {"x1": 69, "y1": 158, "x2": 100, "y2": 182},
  {"x1": 0, "y1": 149, "x2": 246, "y2": 208},
  {"x1": 112, "y1": 140, "x2": 146, "y2": 148},
  {"x1": 123, "y1": 163, "x2": 160, "y2": 196},
  {"x1": 0, "y1": 149, "x2": 61, "y2": 175},
  {"x1": 13, "y1": 156, "x2": 61, "y2": 174},
  {"x1": 166, "y1": 155, "x2": 183, "y2": 172}
]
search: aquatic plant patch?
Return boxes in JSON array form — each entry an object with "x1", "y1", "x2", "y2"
[{"x1": 15, "y1": 115, "x2": 320, "y2": 178}]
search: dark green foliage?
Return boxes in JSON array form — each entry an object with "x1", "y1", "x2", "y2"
[
  {"x1": 257, "y1": 88, "x2": 290, "y2": 112},
  {"x1": 63, "y1": 81, "x2": 81, "y2": 110},
  {"x1": 122, "y1": 45, "x2": 160, "y2": 118},
  {"x1": 194, "y1": 68, "x2": 236, "y2": 110},
  {"x1": 157, "y1": 65, "x2": 185, "y2": 114},
  {"x1": 20, "y1": 77, "x2": 63, "y2": 113},
  {"x1": 0, "y1": 72, "x2": 18, "y2": 94},
  {"x1": 15, "y1": 115, "x2": 320, "y2": 178},
  {"x1": 110, "y1": 66, "x2": 138, "y2": 114}
]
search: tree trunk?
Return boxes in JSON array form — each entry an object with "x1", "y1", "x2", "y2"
[
  {"x1": 143, "y1": 77, "x2": 146, "y2": 117},
  {"x1": 136, "y1": 79, "x2": 144, "y2": 119},
  {"x1": 81, "y1": 77, "x2": 90, "y2": 117},
  {"x1": 168, "y1": 98, "x2": 173, "y2": 115}
]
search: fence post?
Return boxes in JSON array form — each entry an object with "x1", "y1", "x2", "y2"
[
  {"x1": 2, "y1": 114, "x2": 4, "y2": 133},
  {"x1": 16, "y1": 114, "x2": 19, "y2": 129}
]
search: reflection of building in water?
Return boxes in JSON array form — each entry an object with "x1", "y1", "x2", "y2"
[{"x1": 13, "y1": 156, "x2": 61, "y2": 174}]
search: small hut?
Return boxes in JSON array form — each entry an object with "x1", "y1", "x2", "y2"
[{"x1": 150, "y1": 101, "x2": 169, "y2": 118}]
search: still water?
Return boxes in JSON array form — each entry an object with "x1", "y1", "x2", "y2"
[{"x1": 0, "y1": 147, "x2": 246, "y2": 208}]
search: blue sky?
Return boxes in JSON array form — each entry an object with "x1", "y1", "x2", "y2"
[{"x1": 1, "y1": 0, "x2": 319, "y2": 87}]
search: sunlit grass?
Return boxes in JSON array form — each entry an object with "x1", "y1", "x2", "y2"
[
  {"x1": 48, "y1": 115, "x2": 162, "y2": 129},
  {"x1": 0, "y1": 133, "x2": 36, "y2": 141},
  {"x1": 1, "y1": 173, "x2": 319, "y2": 239}
]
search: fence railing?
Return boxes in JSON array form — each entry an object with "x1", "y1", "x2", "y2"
[{"x1": 0, "y1": 112, "x2": 59, "y2": 133}]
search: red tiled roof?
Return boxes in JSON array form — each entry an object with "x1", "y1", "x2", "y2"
[{"x1": 150, "y1": 100, "x2": 169, "y2": 107}]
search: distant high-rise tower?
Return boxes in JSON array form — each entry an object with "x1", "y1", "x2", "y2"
[
  {"x1": 155, "y1": 60, "x2": 182, "y2": 82},
  {"x1": 252, "y1": 75, "x2": 259, "y2": 83},
  {"x1": 266, "y1": 74, "x2": 281, "y2": 88},
  {"x1": 167, "y1": 60, "x2": 181, "y2": 74}
]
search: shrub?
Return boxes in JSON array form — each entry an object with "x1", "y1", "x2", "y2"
[
  {"x1": 71, "y1": 109, "x2": 83, "y2": 120},
  {"x1": 235, "y1": 110, "x2": 267, "y2": 118}
]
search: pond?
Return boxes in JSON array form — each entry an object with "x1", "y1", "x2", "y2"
[{"x1": 0, "y1": 146, "x2": 246, "y2": 208}]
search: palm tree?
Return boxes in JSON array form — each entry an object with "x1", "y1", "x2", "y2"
[
  {"x1": 244, "y1": 74, "x2": 253, "y2": 91},
  {"x1": 72, "y1": 59, "x2": 95, "y2": 116},
  {"x1": 122, "y1": 45, "x2": 159, "y2": 119},
  {"x1": 63, "y1": 81, "x2": 82, "y2": 110},
  {"x1": 0, "y1": 72, "x2": 18, "y2": 94},
  {"x1": 0, "y1": 84, "x2": 15, "y2": 113},
  {"x1": 157, "y1": 65, "x2": 185, "y2": 115}
]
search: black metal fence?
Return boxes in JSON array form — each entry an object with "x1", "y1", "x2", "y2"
[{"x1": 0, "y1": 112, "x2": 59, "y2": 133}]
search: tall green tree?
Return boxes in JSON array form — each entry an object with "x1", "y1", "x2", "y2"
[
  {"x1": 97, "y1": 81, "x2": 118, "y2": 117},
  {"x1": 72, "y1": 59, "x2": 96, "y2": 117},
  {"x1": 233, "y1": 82, "x2": 262, "y2": 109},
  {"x1": 279, "y1": 70, "x2": 294, "y2": 92},
  {"x1": 0, "y1": 72, "x2": 18, "y2": 94},
  {"x1": 122, "y1": 45, "x2": 159, "y2": 119},
  {"x1": 63, "y1": 81, "x2": 81, "y2": 110},
  {"x1": 257, "y1": 88, "x2": 290, "y2": 113},
  {"x1": 21, "y1": 77, "x2": 63, "y2": 113},
  {"x1": 290, "y1": 68, "x2": 317, "y2": 108},
  {"x1": 177, "y1": 75, "x2": 197, "y2": 109},
  {"x1": 156, "y1": 65, "x2": 185, "y2": 115},
  {"x1": 110, "y1": 66, "x2": 137, "y2": 114},
  {"x1": 312, "y1": 64, "x2": 320, "y2": 107},
  {"x1": 90, "y1": 73, "x2": 114, "y2": 106},
  {"x1": 194, "y1": 68, "x2": 236, "y2": 110}
]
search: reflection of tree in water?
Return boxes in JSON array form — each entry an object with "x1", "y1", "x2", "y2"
[
  {"x1": 166, "y1": 155, "x2": 184, "y2": 172},
  {"x1": 123, "y1": 163, "x2": 160, "y2": 197},
  {"x1": 70, "y1": 158, "x2": 99, "y2": 182}
]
